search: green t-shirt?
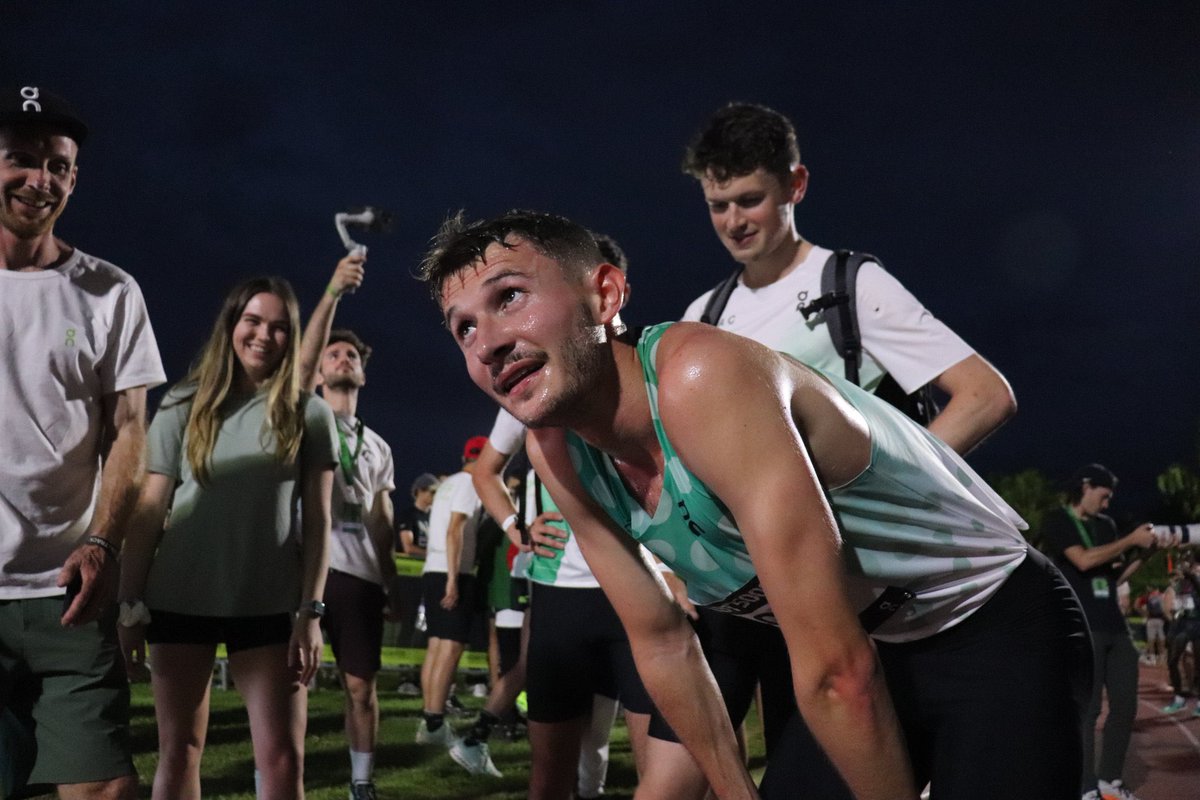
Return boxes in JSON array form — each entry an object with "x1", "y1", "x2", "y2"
[
  {"x1": 566, "y1": 323, "x2": 1028, "y2": 642},
  {"x1": 144, "y1": 386, "x2": 338, "y2": 617}
]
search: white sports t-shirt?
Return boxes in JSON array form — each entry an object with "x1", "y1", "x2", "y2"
[
  {"x1": 681, "y1": 245, "x2": 973, "y2": 393},
  {"x1": 0, "y1": 249, "x2": 166, "y2": 598},
  {"x1": 328, "y1": 415, "x2": 396, "y2": 585},
  {"x1": 422, "y1": 470, "x2": 481, "y2": 575}
]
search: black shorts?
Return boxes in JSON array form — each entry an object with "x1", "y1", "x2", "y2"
[
  {"x1": 648, "y1": 607, "x2": 794, "y2": 754},
  {"x1": 146, "y1": 609, "x2": 292, "y2": 653},
  {"x1": 525, "y1": 583, "x2": 653, "y2": 723},
  {"x1": 421, "y1": 572, "x2": 478, "y2": 643},
  {"x1": 750, "y1": 548, "x2": 1092, "y2": 800},
  {"x1": 324, "y1": 569, "x2": 385, "y2": 679}
]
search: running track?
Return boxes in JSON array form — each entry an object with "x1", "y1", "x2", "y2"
[{"x1": 1105, "y1": 660, "x2": 1199, "y2": 799}]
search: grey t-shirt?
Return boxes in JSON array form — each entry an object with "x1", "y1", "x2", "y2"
[{"x1": 144, "y1": 387, "x2": 337, "y2": 616}]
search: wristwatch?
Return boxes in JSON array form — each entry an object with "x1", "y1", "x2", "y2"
[{"x1": 299, "y1": 600, "x2": 326, "y2": 619}]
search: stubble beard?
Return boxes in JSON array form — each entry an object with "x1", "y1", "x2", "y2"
[{"x1": 510, "y1": 304, "x2": 607, "y2": 430}]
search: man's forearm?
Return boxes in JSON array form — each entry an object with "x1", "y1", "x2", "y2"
[
  {"x1": 368, "y1": 491, "x2": 396, "y2": 581},
  {"x1": 445, "y1": 516, "x2": 465, "y2": 579},
  {"x1": 90, "y1": 394, "x2": 149, "y2": 548},
  {"x1": 631, "y1": 618, "x2": 759, "y2": 799}
]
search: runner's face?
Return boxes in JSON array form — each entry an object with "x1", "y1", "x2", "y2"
[
  {"x1": 701, "y1": 168, "x2": 796, "y2": 266},
  {"x1": 0, "y1": 126, "x2": 77, "y2": 240},
  {"x1": 321, "y1": 340, "x2": 365, "y2": 389},
  {"x1": 441, "y1": 240, "x2": 605, "y2": 428},
  {"x1": 232, "y1": 292, "x2": 291, "y2": 387}
]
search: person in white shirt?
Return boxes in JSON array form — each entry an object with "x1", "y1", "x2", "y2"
[
  {"x1": 297, "y1": 254, "x2": 397, "y2": 800},
  {"x1": 0, "y1": 85, "x2": 165, "y2": 800}
]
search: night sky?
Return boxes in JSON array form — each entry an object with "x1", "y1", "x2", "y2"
[{"x1": 6, "y1": 2, "x2": 1198, "y2": 518}]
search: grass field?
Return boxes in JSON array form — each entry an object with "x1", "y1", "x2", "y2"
[{"x1": 82, "y1": 667, "x2": 764, "y2": 800}]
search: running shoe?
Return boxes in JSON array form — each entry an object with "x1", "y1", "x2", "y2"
[
  {"x1": 1098, "y1": 779, "x2": 1141, "y2": 800},
  {"x1": 415, "y1": 718, "x2": 456, "y2": 747},
  {"x1": 1081, "y1": 791, "x2": 1100, "y2": 800},
  {"x1": 449, "y1": 739, "x2": 503, "y2": 777},
  {"x1": 349, "y1": 781, "x2": 378, "y2": 800},
  {"x1": 1161, "y1": 697, "x2": 1187, "y2": 714}
]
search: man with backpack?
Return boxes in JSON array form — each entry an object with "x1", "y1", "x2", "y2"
[
  {"x1": 650, "y1": 102, "x2": 1020, "y2": 796},
  {"x1": 680, "y1": 102, "x2": 1015, "y2": 452}
]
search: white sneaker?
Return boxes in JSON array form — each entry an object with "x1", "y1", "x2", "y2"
[
  {"x1": 449, "y1": 739, "x2": 503, "y2": 777},
  {"x1": 1082, "y1": 791, "x2": 1101, "y2": 800},
  {"x1": 1099, "y1": 779, "x2": 1142, "y2": 800},
  {"x1": 415, "y1": 718, "x2": 456, "y2": 747}
]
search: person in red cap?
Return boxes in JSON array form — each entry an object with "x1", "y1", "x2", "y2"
[
  {"x1": 414, "y1": 435, "x2": 490, "y2": 756},
  {"x1": 1, "y1": 86, "x2": 164, "y2": 800}
]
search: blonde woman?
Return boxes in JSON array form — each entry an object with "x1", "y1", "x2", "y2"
[{"x1": 119, "y1": 276, "x2": 337, "y2": 800}]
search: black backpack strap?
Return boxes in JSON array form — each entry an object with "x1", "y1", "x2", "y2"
[
  {"x1": 699, "y1": 267, "x2": 744, "y2": 325},
  {"x1": 819, "y1": 250, "x2": 875, "y2": 386}
]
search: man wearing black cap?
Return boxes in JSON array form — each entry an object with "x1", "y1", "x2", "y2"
[
  {"x1": 0, "y1": 86, "x2": 164, "y2": 798},
  {"x1": 1043, "y1": 464, "x2": 1157, "y2": 800}
]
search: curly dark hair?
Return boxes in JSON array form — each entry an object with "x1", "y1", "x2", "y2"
[
  {"x1": 682, "y1": 102, "x2": 800, "y2": 186},
  {"x1": 591, "y1": 232, "x2": 629, "y2": 274},
  {"x1": 419, "y1": 209, "x2": 602, "y2": 301},
  {"x1": 327, "y1": 329, "x2": 372, "y2": 368}
]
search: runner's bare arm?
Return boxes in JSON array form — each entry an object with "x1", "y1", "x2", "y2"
[
  {"x1": 527, "y1": 428, "x2": 759, "y2": 800},
  {"x1": 656, "y1": 325, "x2": 916, "y2": 800}
]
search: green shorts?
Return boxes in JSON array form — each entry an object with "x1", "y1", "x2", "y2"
[{"x1": 0, "y1": 596, "x2": 135, "y2": 788}]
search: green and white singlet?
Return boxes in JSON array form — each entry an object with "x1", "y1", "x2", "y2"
[{"x1": 565, "y1": 323, "x2": 1028, "y2": 642}]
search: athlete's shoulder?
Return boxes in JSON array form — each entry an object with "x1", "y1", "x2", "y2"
[{"x1": 652, "y1": 322, "x2": 781, "y2": 409}]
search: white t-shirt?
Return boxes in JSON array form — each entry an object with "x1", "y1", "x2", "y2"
[
  {"x1": 422, "y1": 470, "x2": 481, "y2": 575},
  {"x1": 681, "y1": 245, "x2": 973, "y2": 393},
  {"x1": 328, "y1": 415, "x2": 396, "y2": 585},
  {"x1": 0, "y1": 249, "x2": 166, "y2": 598},
  {"x1": 489, "y1": 408, "x2": 634, "y2": 589},
  {"x1": 488, "y1": 408, "x2": 525, "y2": 456}
]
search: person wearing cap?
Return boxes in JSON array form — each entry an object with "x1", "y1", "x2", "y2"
[
  {"x1": 1042, "y1": 464, "x2": 1157, "y2": 800},
  {"x1": 398, "y1": 473, "x2": 440, "y2": 559},
  {"x1": 415, "y1": 436, "x2": 488, "y2": 751},
  {"x1": 296, "y1": 255, "x2": 396, "y2": 800},
  {"x1": 0, "y1": 86, "x2": 164, "y2": 798}
]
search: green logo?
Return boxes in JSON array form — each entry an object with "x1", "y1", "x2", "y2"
[{"x1": 65, "y1": 328, "x2": 76, "y2": 347}]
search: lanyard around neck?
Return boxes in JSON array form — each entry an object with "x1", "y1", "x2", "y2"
[
  {"x1": 337, "y1": 417, "x2": 365, "y2": 485},
  {"x1": 1065, "y1": 506, "x2": 1094, "y2": 549}
]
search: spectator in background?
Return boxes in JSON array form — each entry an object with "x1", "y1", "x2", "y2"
[
  {"x1": 1143, "y1": 585, "x2": 1168, "y2": 665},
  {"x1": 1043, "y1": 464, "x2": 1157, "y2": 800},
  {"x1": 415, "y1": 437, "x2": 487, "y2": 751},
  {"x1": 297, "y1": 252, "x2": 397, "y2": 800},
  {"x1": 1161, "y1": 558, "x2": 1200, "y2": 716},
  {"x1": 119, "y1": 276, "x2": 336, "y2": 800},
  {"x1": 398, "y1": 474, "x2": 439, "y2": 559}
]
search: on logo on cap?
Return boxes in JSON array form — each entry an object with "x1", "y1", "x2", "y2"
[{"x1": 20, "y1": 86, "x2": 41, "y2": 113}]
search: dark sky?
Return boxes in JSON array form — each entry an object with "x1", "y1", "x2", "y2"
[{"x1": 6, "y1": 1, "x2": 1199, "y2": 517}]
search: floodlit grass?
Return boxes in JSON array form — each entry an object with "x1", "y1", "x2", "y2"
[
  {"x1": 130, "y1": 672, "x2": 640, "y2": 800},
  {"x1": 25, "y1": 668, "x2": 765, "y2": 799}
]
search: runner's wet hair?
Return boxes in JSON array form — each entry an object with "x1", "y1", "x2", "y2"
[{"x1": 419, "y1": 209, "x2": 602, "y2": 301}]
